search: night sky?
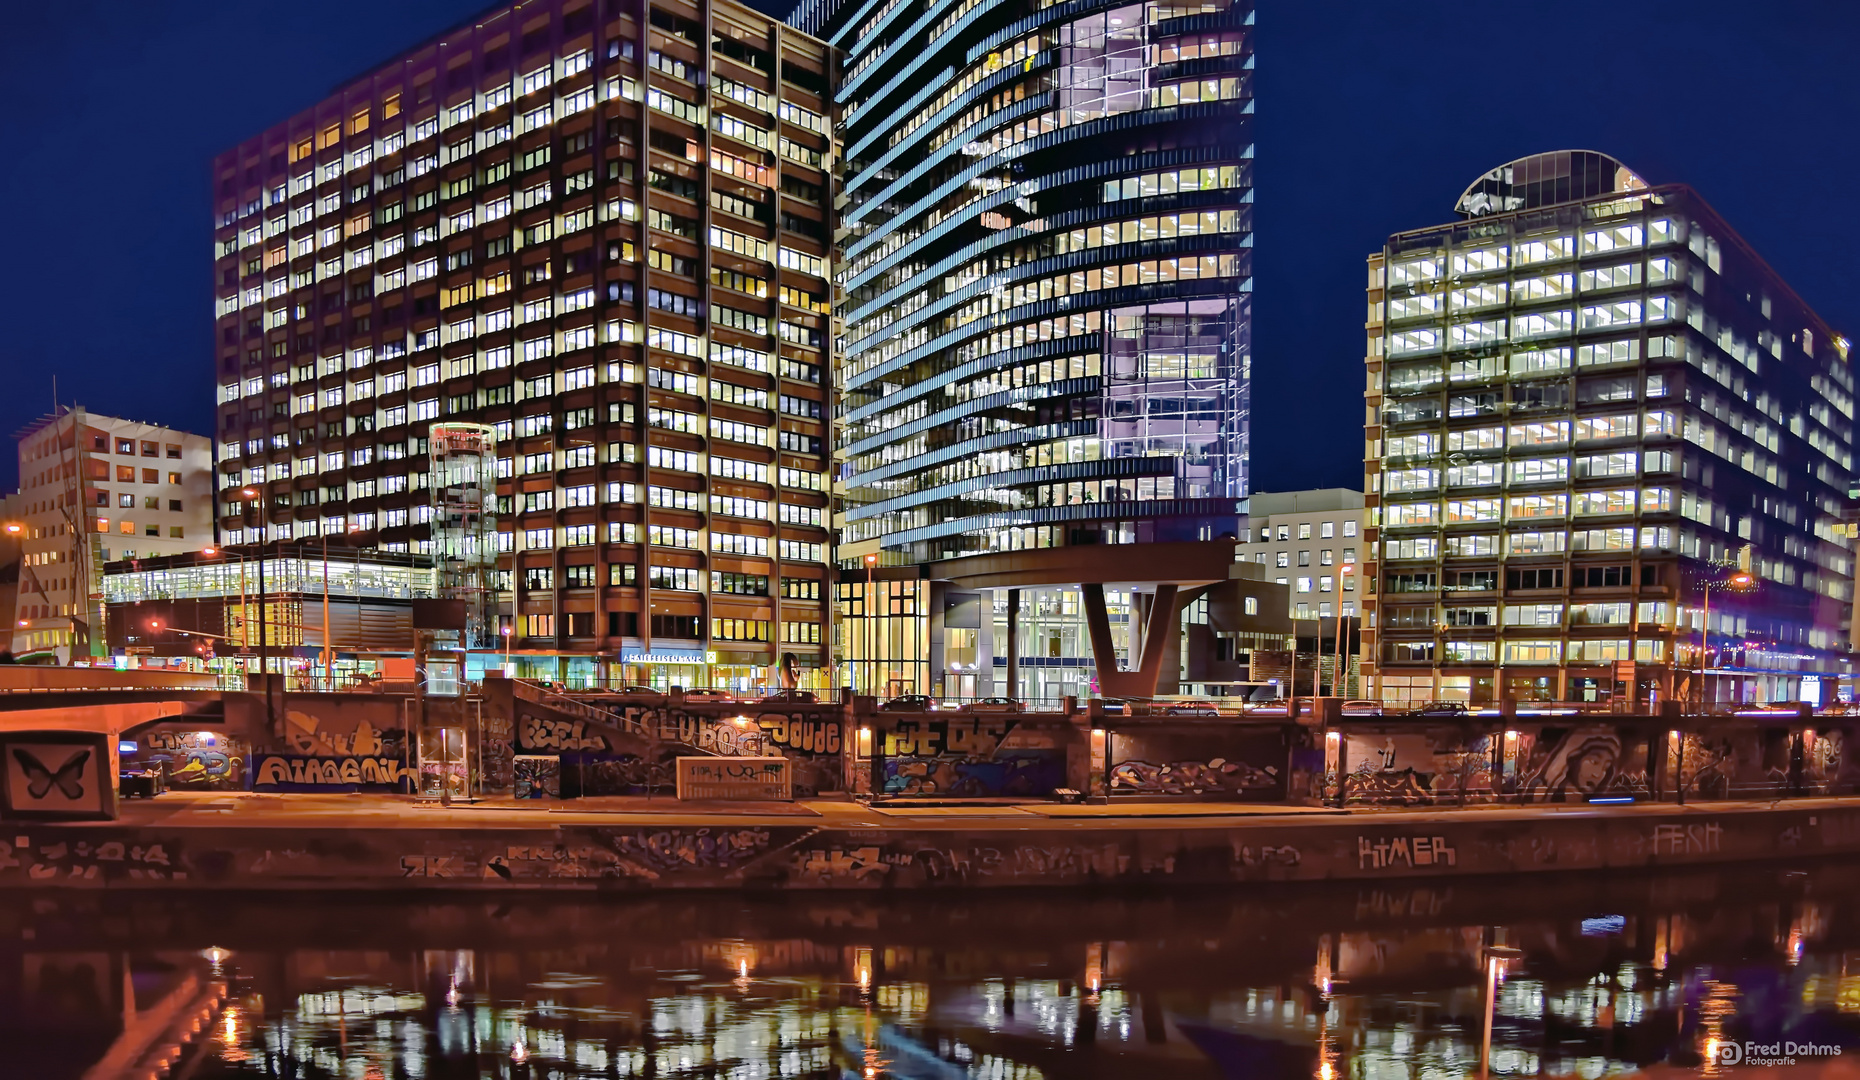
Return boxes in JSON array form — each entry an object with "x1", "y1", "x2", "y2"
[{"x1": 3, "y1": 0, "x2": 1855, "y2": 499}]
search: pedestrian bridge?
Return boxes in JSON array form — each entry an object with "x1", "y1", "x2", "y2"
[{"x1": 0, "y1": 667, "x2": 224, "y2": 736}]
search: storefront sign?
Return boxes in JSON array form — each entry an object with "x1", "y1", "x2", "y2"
[
  {"x1": 675, "y1": 756, "x2": 792, "y2": 801},
  {"x1": 620, "y1": 648, "x2": 710, "y2": 665}
]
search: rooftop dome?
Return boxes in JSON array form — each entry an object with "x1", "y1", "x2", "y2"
[{"x1": 1455, "y1": 150, "x2": 1648, "y2": 218}]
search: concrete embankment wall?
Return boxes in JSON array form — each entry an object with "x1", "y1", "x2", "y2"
[{"x1": 5, "y1": 801, "x2": 1859, "y2": 890}]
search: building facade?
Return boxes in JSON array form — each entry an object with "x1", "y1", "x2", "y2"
[
  {"x1": 1363, "y1": 151, "x2": 1855, "y2": 709},
  {"x1": 105, "y1": 548, "x2": 435, "y2": 681},
  {"x1": 212, "y1": 0, "x2": 839, "y2": 690},
  {"x1": 8, "y1": 409, "x2": 213, "y2": 662},
  {"x1": 1235, "y1": 488, "x2": 1364, "y2": 620},
  {"x1": 795, "y1": 0, "x2": 1255, "y2": 564},
  {"x1": 794, "y1": 0, "x2": 1254, "y2": 701}
]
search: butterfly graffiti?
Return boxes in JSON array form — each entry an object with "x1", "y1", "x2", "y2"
[{"x1": 13, "y1": 748, "x2": 91, "y2": 802}]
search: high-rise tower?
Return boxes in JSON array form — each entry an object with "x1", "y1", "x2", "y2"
[
  {"x1": 212, "y1": 0, "x2": 839, "y2": 689},
  {"x1": 796, "y1": 0, "x2": 1255, "y2": 701}
]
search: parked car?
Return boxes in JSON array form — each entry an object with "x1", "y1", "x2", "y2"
[
  {"x1": 760, "y1": 689, "x2": 819, "y2": 704},
  {"x1": 615, "y1": 685, "x2": 662, "y2": 696},
  {"x1": 1341, "y1": 699, "x2": 1383, "y2": 716},
  {"x1": 960, "y1": 697, "x2": 1022, "y2": 713},
  {"x1": 1167, "y1": 700, "x2": 1220, "y2": 716},
  {"x1": 682, "y1": 688, "x2": 733, "y2": 702},
  {"x1": 880, "y1": 694, "x2": 939, "y2": 712},
  {"x1": 1409, "y1": 701, "x2": 1468, "y2": 717}
]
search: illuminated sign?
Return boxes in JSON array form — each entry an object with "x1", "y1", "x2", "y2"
[{"x1": 620, "y1": 647, "x2": 708, "y2": 665}]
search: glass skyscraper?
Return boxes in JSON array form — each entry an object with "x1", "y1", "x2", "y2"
[{"x1": 796, "y1": 0, "x2": 1255, "y2": 565}]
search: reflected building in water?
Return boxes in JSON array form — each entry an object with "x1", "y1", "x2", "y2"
[{"x1": 6, "y1": 875, "x2": 1853, "y2": 1079}]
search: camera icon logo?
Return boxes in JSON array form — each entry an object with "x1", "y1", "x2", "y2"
[{"x1": 1712, "y1": 1041, "x2": 1743, "y2": 1066}]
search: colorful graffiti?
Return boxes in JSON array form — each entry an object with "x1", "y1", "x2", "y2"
[
  {"x1": 1515, "y1": 728, "x2": 1649, "y2": 803},
  {"x1": 131, "y1": 730, "x2": 247, "y2": 791},
  {"x1": 881, "y1": 717, "x2": 1067, "y2": 797},
  {"x1": 1110, "y1": 759, "x2": 1279, "y2": 796},
  {"x1": 513, "y1": 755, "x2": 560, "y2": 799},
  {"x1": 1110, "y1": 730, "x2": 1287, "y2": 799},
  {"x1": 755, "y1": 714, "x2": 841, "y2": 755},
  {"x1": 252, "y1": 755, "x2": 417, "y2": 792}
]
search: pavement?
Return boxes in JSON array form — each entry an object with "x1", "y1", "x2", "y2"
[{"x1": 105, "y1": 789, "x2": 1851, "y2": 832}]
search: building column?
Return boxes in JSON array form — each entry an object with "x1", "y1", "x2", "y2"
[{"x1": 1006, "y1": 588, "x2": 1020, "y2": 703}]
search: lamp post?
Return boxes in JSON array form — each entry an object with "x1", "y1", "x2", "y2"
[{"x1": 1337, "y1": 565, "x2": 1355, "y2": 699}]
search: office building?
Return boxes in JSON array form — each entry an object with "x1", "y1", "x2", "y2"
[
  {"x1": 1234, "y1": 488, "x2": 1364, "y2": 696},
  {"x1": 104, "y1": 547, "x2": 436, "y2": 679},
  {"x1": 1236, "y1": 488, "x2": 1365, "y2": 620},
  {"x1": 794, "y1": 0, "x2": 1254, "y2": 699},
  {"x1": 1363, "y1": 150, "x2": 1854, "y2": 709},
  {"x1": 8, "y1": 409, "x2": 213, "y2": 662},
  {"x1": 212, "y1": 0, "x2": 839, "y2": 690}
]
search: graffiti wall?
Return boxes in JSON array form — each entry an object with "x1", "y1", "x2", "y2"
[
  {"x1": 124, "y1": 729, "x2": 249, "y2": 792},
  {"x1": 881, "y1": 716, "x2": 1067, "y2": 797},
  {"x1": 1514, "y1": 727, "x2": 1651, "y2": 803},
  {"x1": 252, "y1": 755, "x2": 417, "y2": 792},
  {"x1": 1339, "y1": 731, "x2": 1466, "y2": 806},
  {"x1": 9, "y1": 801, "x2": 1860, "y2": 889},
  {"x1": 513, "y1": 756, "x2": 559, "y2": 799},
  {"x1": 1108, "y1": 728, "x2": 1288, "y2": 800},
  {"x1": 251, "y1": 706, "x2": 415, "y2": 793},
  {"x1": 509, "y1": 699, "x2": 847, "y2": 797}
]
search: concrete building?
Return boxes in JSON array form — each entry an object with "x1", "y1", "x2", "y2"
[
  {"x1": 1363, "y1": 150, "x2": 1855, "y2": 710},
  {"x1": 792, "y1": 0, "x2": 1255, "y2": 701},
  {"x1": 7, "y1": 409, "x2": 213, "y2": 662},
  {"x1": 1236, "y1": 489, "x2": 1365, "y2": 620},
  {"x1": 212, "y1": 0, "x2": 839, "y2": 691},
  {"x1": 1234, "y1": 488, "x2": 1365, "y2": 696}
]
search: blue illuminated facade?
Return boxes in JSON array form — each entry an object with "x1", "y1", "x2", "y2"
[{"x1": 796, "y1": 0, "x2": 1255, "y2": 563}]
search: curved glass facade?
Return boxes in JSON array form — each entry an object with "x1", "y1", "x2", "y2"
[{"x1": 800, "y1": 0, "x2": 1255, "y2": 562}]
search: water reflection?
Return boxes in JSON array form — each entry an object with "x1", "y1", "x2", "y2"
[{"x1": 7, "y1": 865, "x2": 1860, "y2": 1079}]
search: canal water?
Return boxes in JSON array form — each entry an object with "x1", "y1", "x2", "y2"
[{"x1": 9, "y1": 863, "x2": 1860, "y2": 1079}]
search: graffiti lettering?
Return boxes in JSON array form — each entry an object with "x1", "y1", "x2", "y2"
[
  {"x1": 1234, "y1": 843, "x2": 1301, "y2": 869},
  {"x1": 799, "y1": 847, "x2": 890, "y2": 880},
  {"x1": 3, "y1": 835, "x2": 180, "y2": 881},
  {"x1": 254, "y1": 755, "x2": 417, "y2": 790},
  {"x1": 400, "y1": 855, "x2": 458, "y2": 878},
  {"x1": 1652, "y1": 821, "x2": 1722, "y2": 856},
  {"x1": 756, "y1": 714, "x2": 842, "y2": 755},
  {"x1": 608, "y1": 827, "x2": 774, "y2": 871},
  {"x1": 520, "y1": 715, "x2": 608, "y2": 753},
  {"x1": 1356, "y1": 835, "x2": 1458, "y2": 871},
  {"x1": 1111, "y1": 758, "x2": 1279, "y2": 796}
]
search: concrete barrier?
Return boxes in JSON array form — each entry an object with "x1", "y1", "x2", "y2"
[{"x1": 2, "y1": 800, "x2": 1856, "y2": 890}]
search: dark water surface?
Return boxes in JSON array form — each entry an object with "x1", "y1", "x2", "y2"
[{"x1": 9, "y1": 863, "x2": 1860, "y2": 1079}]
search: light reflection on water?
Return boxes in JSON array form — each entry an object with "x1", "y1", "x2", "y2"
[{"x1": 11, "y1": 864, "x2": 1860, "y2": 1079}]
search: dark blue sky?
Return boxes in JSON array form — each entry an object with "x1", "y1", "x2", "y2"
[{"x1": 2, "y1": 0, "x2": 1855, "y2": 496}]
